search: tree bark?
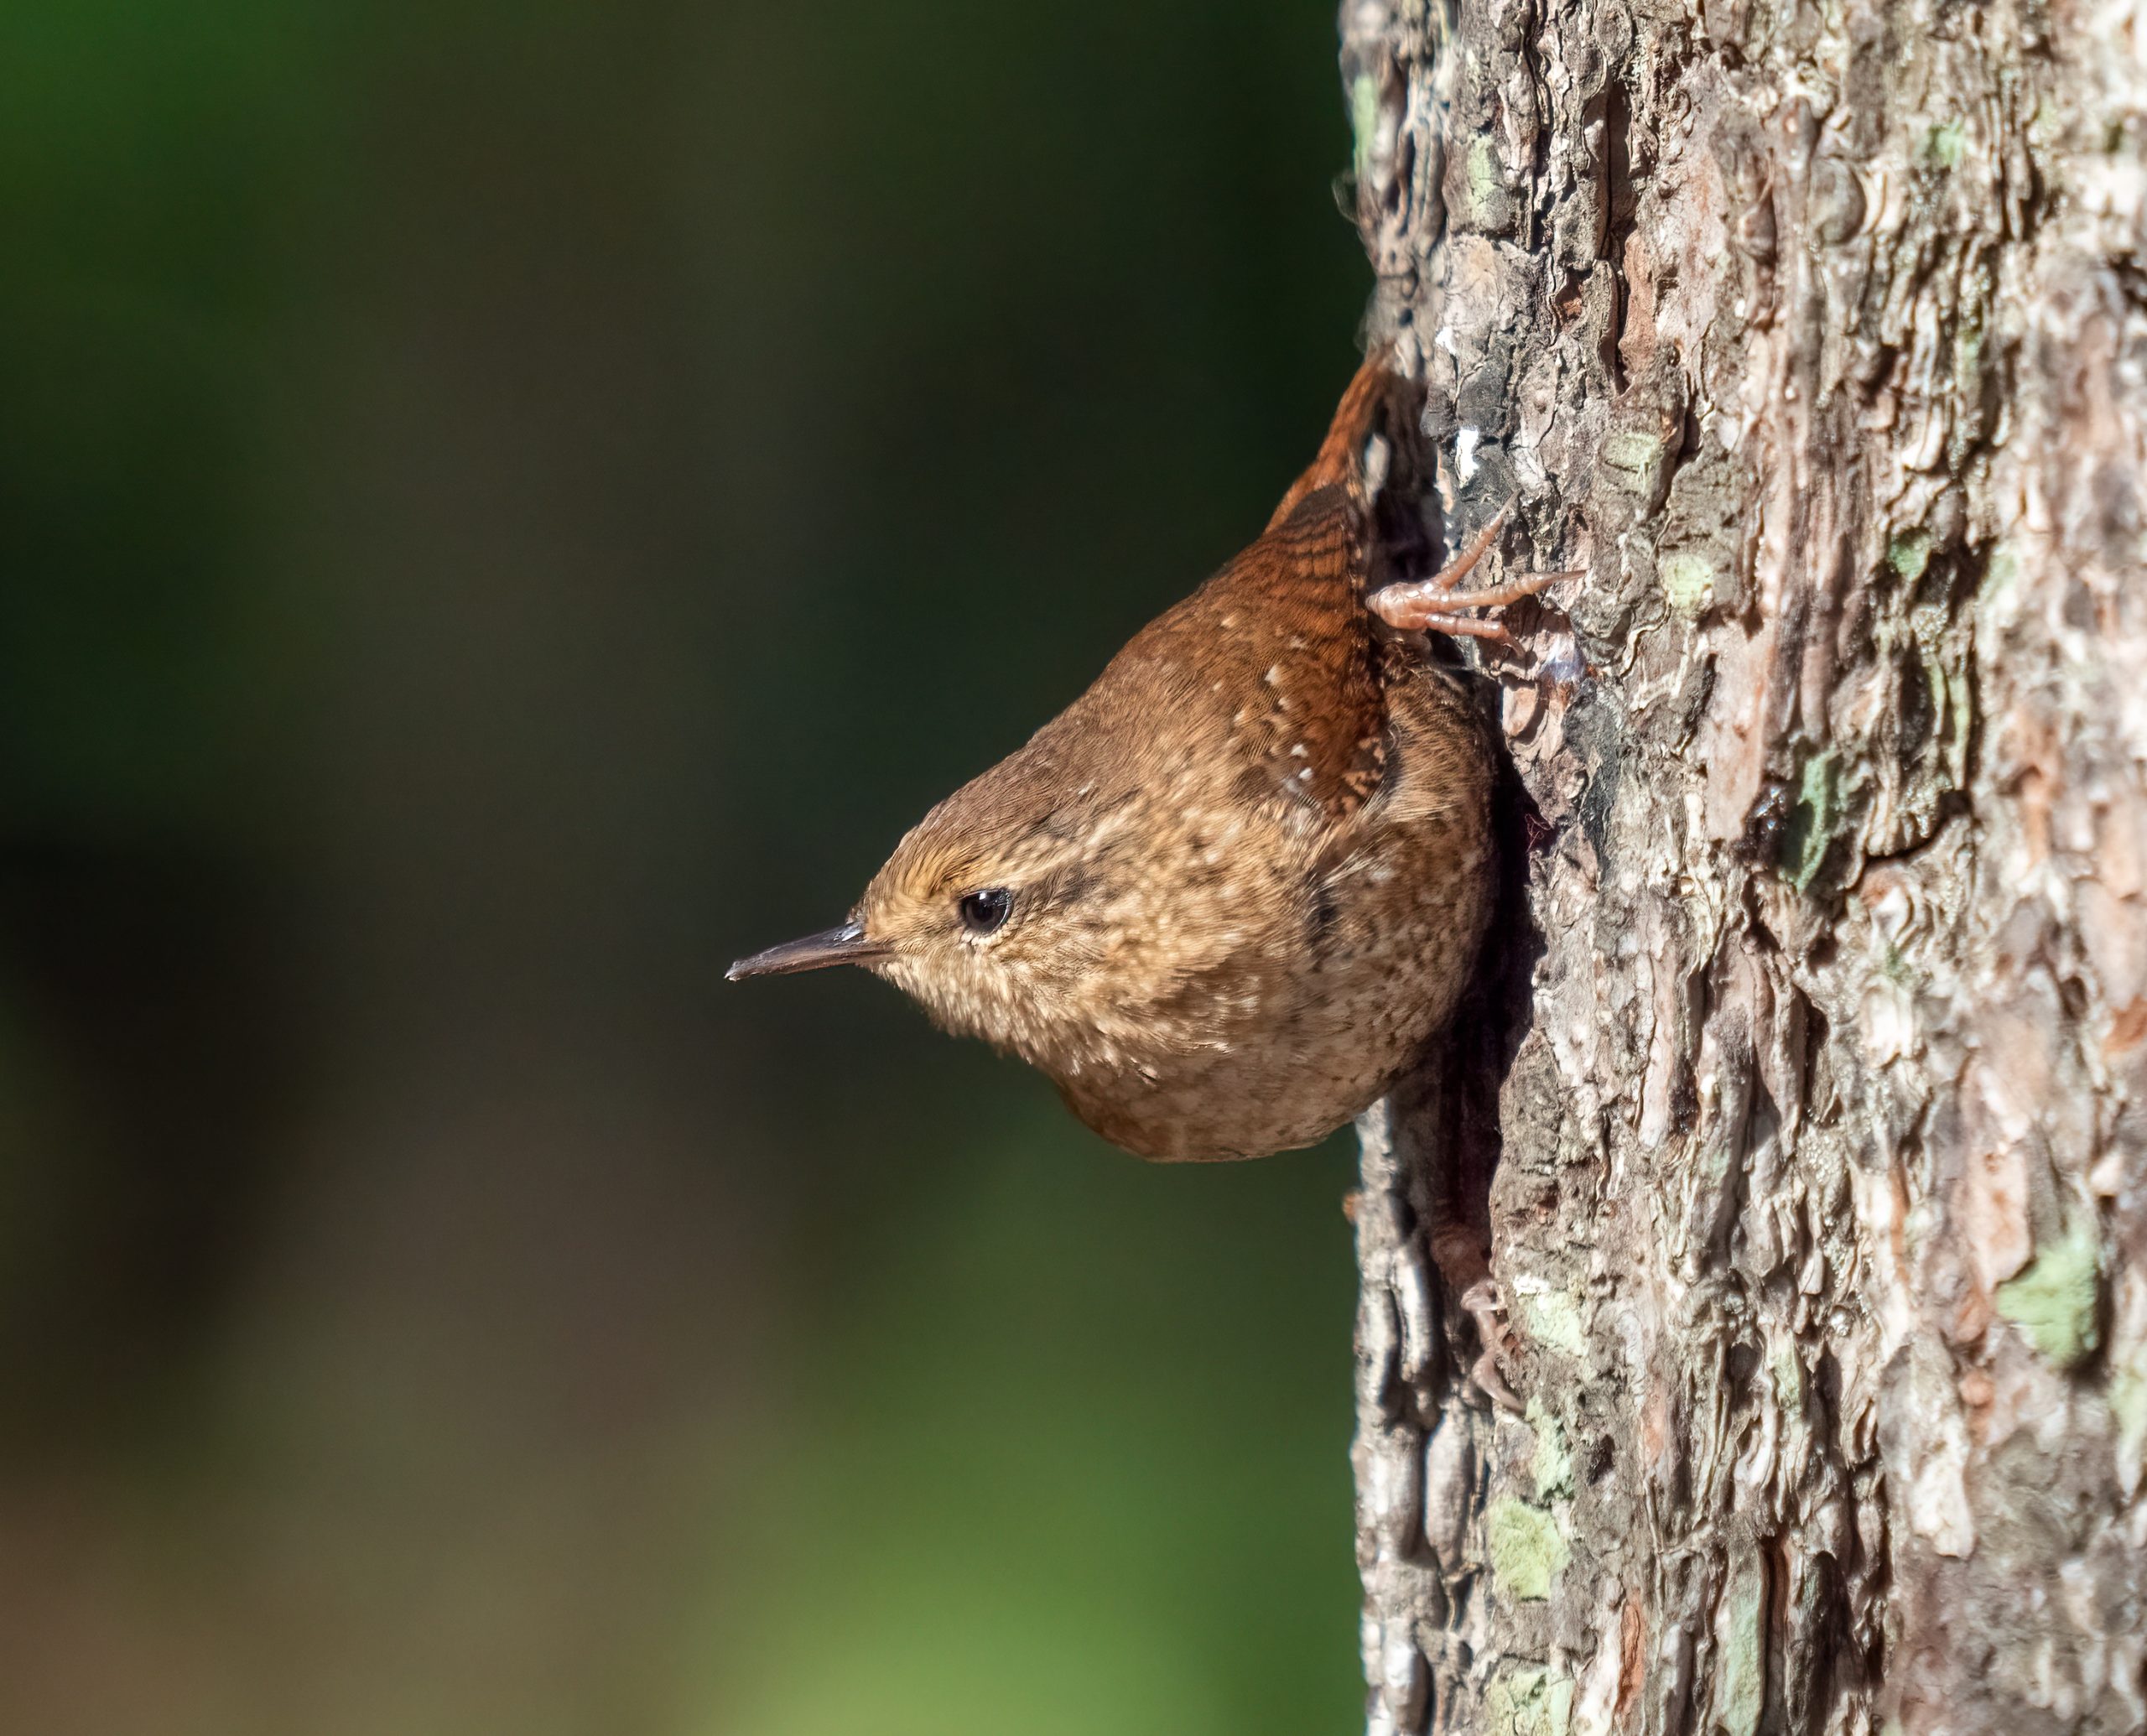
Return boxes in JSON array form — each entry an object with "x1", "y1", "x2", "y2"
[{"x1": 1339, "y1": 0, "x2": 2147, "y2": 1731}]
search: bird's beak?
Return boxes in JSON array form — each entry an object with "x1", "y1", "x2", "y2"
[{"x1": 726, "y1": 919, "x2": 891, "y2": 980}]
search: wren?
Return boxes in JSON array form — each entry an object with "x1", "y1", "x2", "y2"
[{"x1": 730, "y1": 356, "x2": 1568, "y2": 1161}]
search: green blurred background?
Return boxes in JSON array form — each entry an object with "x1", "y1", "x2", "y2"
[{"x1": 1, "y1": 2, "x2": 1374, "y2": 1729}]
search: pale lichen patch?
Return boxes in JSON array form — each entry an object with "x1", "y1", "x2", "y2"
[
  {"x1": 1660, "y1": 550, "x2": 1718, "y2": 615},
  {"x1": 1712, "y1": 1547, "x2": 1768, "y2": 1736},
  {"x1": 1995, "y1": 1219, "x2": 2103, "y2": 1370},
  {"x1": 1487, "y1": 1497, "x2": 1568, "y2": 1600},
  {"x1": 1487, "y1": 1666, "x2": 1575, "y2": 1736},
  {"x1": 1525, "y1": 1397, "x2": 1575, "y2": 1501},
  {"x1": 1515, "y1": 1275, "x2": 1588, "y2": 1358},
  {"x1": 1889, "y1": 528, "x2": 1935, "y2": 582}
]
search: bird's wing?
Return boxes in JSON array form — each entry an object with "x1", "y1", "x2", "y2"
[
  {"x1": 1078, "y1": 356, "x2": 1424, "y2": 824},
  {"x1": 1132, "y1": 483, "x2": 1392, "y2": 824}
]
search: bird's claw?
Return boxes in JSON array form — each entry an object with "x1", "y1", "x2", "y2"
[
  {"x1": 1460, "y1": 1277, "x2": 1525, "y2": 1415},
  {"x1": 1368, "y1": 499, "x2": 1581, "y2": 638}
]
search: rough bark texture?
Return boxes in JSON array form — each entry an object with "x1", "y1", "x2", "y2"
[{"x1": 1339, "y1": 0, "x2": 2147, "y2": 1731}]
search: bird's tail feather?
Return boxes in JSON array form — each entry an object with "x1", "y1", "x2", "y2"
[{"x1": 1266, "y1": 350, "x2": 1426, "y2": 532}]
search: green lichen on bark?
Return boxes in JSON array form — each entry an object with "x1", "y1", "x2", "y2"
[
  {"x1": 1526, "y1": 1398, "x2": 1574, "y2": 1501},
  {"x1": 1661, "y1": 550, "x2": 1718, "y2": 616},
  {"x1": 1995, "y1": 1221, "x2": 2103, "y2": 1370},
  {"x1": 1486, "y1": 1498, "x2": 1567, "y2": 1600},
  {"x1": 1889, "y1": 530, "x2": 1935, "y2": 582},
  {"x1": 1487, "y1": 1666, "x2": 1574, "y2": 1736},
  {"x1": 1714, "y1": 1551, "x2": 1768, "y2": 1736},
  {"x1": 1779, "y1": 751, "x2": 1844, "y2": 891}
]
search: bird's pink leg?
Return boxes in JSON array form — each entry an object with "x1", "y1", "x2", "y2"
[
  {"x1": 1459, "y1": 1279, "x2": 1524, "y2": 1414},
  {"x1": 1427, "y1": 1217, "x2": 1525, "y2": 1412},
  {"x1": 1370, "y1": 501, "x2": 1580, "y2": 637}
]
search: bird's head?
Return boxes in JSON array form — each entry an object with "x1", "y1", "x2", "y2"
[{"x1": 726, "y1": 748, "x2": 1193, "y2": 1072}]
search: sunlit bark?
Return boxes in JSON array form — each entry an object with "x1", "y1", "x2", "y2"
[{"x1": 1341, "y1": 0, "x2": 2147, "y2": 1728}]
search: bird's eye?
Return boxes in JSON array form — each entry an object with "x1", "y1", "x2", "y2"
[{"x1": 957, "y1": 887, "x2": 1012, "y2": 936}]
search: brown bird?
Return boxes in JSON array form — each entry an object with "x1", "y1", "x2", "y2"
[{"x1": 729, "y1": 356, "x2": 1567, "y2": 1161}]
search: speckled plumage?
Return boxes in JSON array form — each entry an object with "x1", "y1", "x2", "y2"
[{"x1": 736, "y1": 359, "x2": 1517, "y2": 1160}]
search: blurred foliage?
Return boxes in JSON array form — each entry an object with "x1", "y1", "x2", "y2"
[{"x1": 0, "y1": 0, "x2": 1370, "y2": 1730}]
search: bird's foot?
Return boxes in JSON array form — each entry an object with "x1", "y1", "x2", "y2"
[
  {"x1": 1460, "y1": 1277, "x2": 1525, "y2": 1415},
  {"x1": 1368, "y1": 501, "x2": 1581, "y2": 644}
]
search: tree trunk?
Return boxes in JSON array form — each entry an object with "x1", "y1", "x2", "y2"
[{"x1": 1339, "y1": 0, "x2": 2147, "y2": 1730}]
